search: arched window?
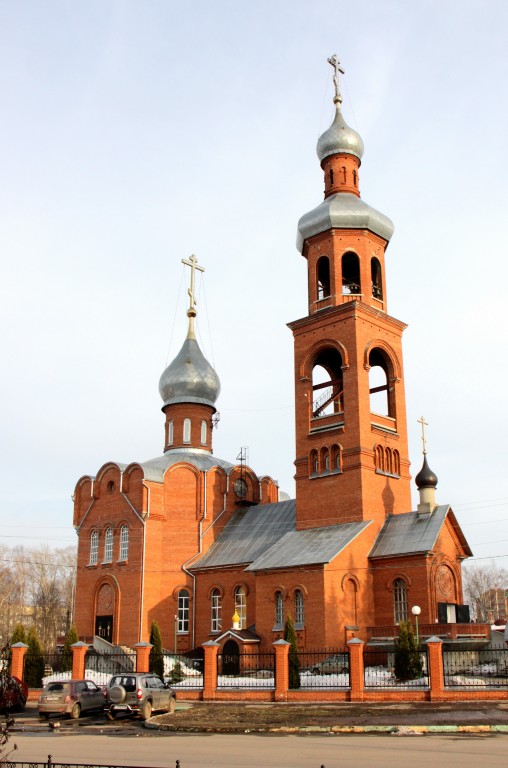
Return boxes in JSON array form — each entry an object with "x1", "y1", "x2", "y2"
[
  {"x1": 119, "y1": 525, "x2": 129, "y2": 561},
  {"x1": 316, "y1": 256, "x2": 331, "y2": 300},
  {"x1": 178, "y1": 589, "x2": 189, "y2": 633},
  {"x1": 312, "y1": 347, "x2": 344, "y2": 418},
  {"x1": 89, "y1": 530, "x2": 98, "y2": 565},
  {"x1": 211, "y1": 588, "x2": 221, "y2": 633},
  {"x1": 353, "y1": 169, "x2": 357, "y2": 187},
  {"x1": 331, "y1": 444, "x2": 342, "y2": 472},
  {"x1": 368, "y1": 348, "x2": 392, "y2": 416},
  {"x1": 201, "y1": 420, "x2": 207, "y2": 445},
  {"x1": 393, "y1": 449, "x2": 400, "y2": 476},
  {"x1": 375, "y1": 444, "x2": 385, "y2": 472},
  {"x1": 104, "y1": 528, "x2": 113, "y2": 563},
  {"x1": 295, "y1": 590, "x2": 304, "y2": 627},
  {"x1": 168, "y1": 420, "x2": 174, "y2": 446},
  {"x1": 183, "y1": 418, "x2": 191, "y2": 443},
  {"x1": 234, "y1": 586, "x2": 247, "y2": 629},
  {"x1": 385, "y1": 447, "x2": 393, "y2": 475},
  {"x1": 309, "y1": 450, "x2": 318, "y2": 476},
  {"x1": 329, "y1": 168, "x2": 334, "y2": 185},
  {"x1": 320, "y1": 447, "x2": 330, "y2": 473},
  {"x1": 342, "y1": 252, "x2": 360, "y2": 294},
  {"x1": 393, "y1": 578, "x2": 408, "y2": 624},
  {"x1": 275, "y1": 591, "x2": 284, "y2": 627},
  {"x1": 371, "y1": 257, "x2": 383, "y2": 300},
  {"x1": 345, "y1": 578, "x2": 358, "y2": 625}
]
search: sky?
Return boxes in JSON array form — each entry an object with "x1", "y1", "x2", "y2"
[{"x1": 0, "y1": 0, "x2": 507, "y2": 572}]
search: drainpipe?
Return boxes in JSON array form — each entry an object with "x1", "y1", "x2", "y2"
[{"x1": 140, "y1": 482, "x2": 150, "y2": 643}]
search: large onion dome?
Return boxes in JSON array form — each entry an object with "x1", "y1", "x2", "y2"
[
  {"x1": 316, "y1": 98, "x2": 364, "y2": 164},
  {"x1": 159, "y1": 334, "x2": 220, "y2": 409}
]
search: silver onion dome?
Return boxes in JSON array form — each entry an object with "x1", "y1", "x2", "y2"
[
  {"x1": 159, "y1": 335, "x2": 221, "y2": 409},
  {"x1": 316, "y1": 102, "x2": 364, "y2": 164}
]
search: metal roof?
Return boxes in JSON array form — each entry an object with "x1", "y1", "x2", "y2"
[
  {"x1": 141, "y1": 449, "x2": 234, "y2": 483},
  {"x1": 247, "y1": 520, "x2": 371, "y2": 571},
  {"x1": 369, "y1": 505, "x2": 472, "y2": 559},
  {"x1": 191, "y1": 500, "x2": 296, "y2": 570}
]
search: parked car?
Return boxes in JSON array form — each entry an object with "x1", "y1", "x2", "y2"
[
  {"x1": 0, "y1": 675, "x2": 28, "y2": 712},
  {"x1": 38, "y1": 679, "x2": 105, "y2": 719},
  {"x1": 105, "y1": 672, "x2": 176, "y2": 720},
  {"x1": 310, "y1": 654, "x2": 349, "y2": 675}
]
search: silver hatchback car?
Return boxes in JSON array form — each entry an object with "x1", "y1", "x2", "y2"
[{"x1": 38, "y1": 679, "x2": 105, "y2": 719}]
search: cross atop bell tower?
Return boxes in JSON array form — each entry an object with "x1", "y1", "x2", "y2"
[
  {"x1": 182, "y1": 254, "x2": 205, "y2": 339},
  {"x1": 289, "y1": 58, "x2": 411, "y2": 530}
]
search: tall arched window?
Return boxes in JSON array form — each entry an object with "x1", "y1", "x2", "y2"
[
  {"x1": 119, "y1": 525, "x2": 129, "y2": 560},
  {"x1": 89, "y1": 530, "x2": 98, "y2": 565},
  {"x1": 371, "y1": 257, "x2": 383, "y2": 300},
  {"x1": 393, "y1": 578, "x2": 408, "y2": 624},
  {"x1": 178, "y1": 589, "x2": 189, "y2": 633},
  {"x1": 320, "y1": 447, "x2": 330, "y2": 473},
  {"x1": 295, "y1": 590, "x2": 304, "y2": 627},
  {"x1": 385, "y1": 447, "x2": 393, "y2": 474},
  {"x1": 104, "y1": 528, "x2": 113, "y2": 563},
  {"x1": 201, "y1": 420, "x2": 207, "y2": 445},
  {"x1": 211, "y1": 588, "x2": 221, "y2": 633},
  {"x1": 275, "y1": 591, "x2": 284, "y2": 627},
  {"x1": 309, "y1": 450, "x2": 318, "y2": 476},
  {"x1": 342, "y1": 252, "x2": 360, "y2": 294},
  {"x1": 369, "y1": 348, "x2": 392, "y2": 416},
  {"x1": 331, "y1": 444, "x2": 342, "y2": 472},
  {"x1": 234, "y1": 586, "x2": 246, "y2": 629},
  {"x1": 183, "y1": 418, "x2": 191, "y2": 443},
  {"x1": 312, "y1": 347, "x2": 344, "y2": 418},
  {"x1": 316, "y1": 256, "x2": 331, "y2": 300},
  {"x1": 375, "y1": 444, "x2": 385, "y2": 472},
  {"x1": 393, "y1": 449, "x2": 400, "y2": 476},
  {"x1": 168, "y1": 420, "x2": 174, "y2": 446}
]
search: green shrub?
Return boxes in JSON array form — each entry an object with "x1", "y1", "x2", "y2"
[
  {"x1": 284, "y1": 615, "x2": 300, "y2": 689},
  {"x1": 394, "y1": 620, "x2": 423, "y2": 681},
  {"x1": 149, "y1": 620, "x2": 164, "y2": 678},
  {"x1": 24, "y1": 627, "x2": 45, "y2": 688},
  {"x1": 61, "y1": 624, "x2": 79, "y2": 672}
]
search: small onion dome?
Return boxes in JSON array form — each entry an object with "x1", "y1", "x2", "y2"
[
  {"x1": 159, "y1": 336, "x2": 220, "y2": 409},
  {"x1": 317, "y1": 101, "x2": 364, "y2": 164},
  {"x1": 415, "y1": 455, "x2": 438, "y2": 490}
]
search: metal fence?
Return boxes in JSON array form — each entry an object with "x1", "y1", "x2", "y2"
[
  {"x1": 84, "y1": 649, "x2": 136, "y2": 685},
  {"x1": 217, "y1": 651, "x2": 275, "y2": 689},
  {"x1": 363, "y1": 648, "x2": 429, "y2": 688},
  {"x1": 298, "y1": 648, "x2": 350, "y2": 689},
  {"x1": 161, "y1": 652, "x2": 203, "y2": 689},
  {"x1": 443, "y1": 646, "x2": 508, "y2": 688}
]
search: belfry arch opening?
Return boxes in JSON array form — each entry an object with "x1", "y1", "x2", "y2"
[
  {"x1": 342, "y1": 252, "x2": 360, "y2": 295},
  {"x1": 316, "y1": 256, "x2": 331, "y2": 300},
  {"x1": 312, "y1": 348, "x2": 343, "y2": 418},
  {"x1": 368, "y1": 348, "x2": 394, "y2": 417},
  {"x1": 371, "y1": 257, "x2": 383, "y2": 300}
]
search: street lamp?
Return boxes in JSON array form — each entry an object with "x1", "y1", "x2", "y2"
[{"x1": 411, "y1": 605, "x2": 421, "y2": 644}]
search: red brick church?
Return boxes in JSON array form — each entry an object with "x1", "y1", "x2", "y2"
[{"x1": 73, "y1": 59, "x2": 472, "y2": 655}]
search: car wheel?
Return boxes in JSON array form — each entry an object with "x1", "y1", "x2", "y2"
[
  {"x1": 167, "y1": 697, "x2": 176, "y2": 714},
  {"x1": 70, "y1": 703, "x2": 81, "y2": 720},
  {"x1": 140, "y1": 700, "x2": 152, "y2": 721}
]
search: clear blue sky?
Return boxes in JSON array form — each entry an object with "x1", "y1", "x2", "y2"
[{"x1": 1, "y1": 1, "x2": 507, "y2": 570}]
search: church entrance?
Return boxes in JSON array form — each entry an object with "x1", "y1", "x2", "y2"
[
  {"x1": 222, "y1": 639, "x2": 240, "y2": 675},
  {"x1": 95, "y1": 615, "x2": 114, "y2": 641}
]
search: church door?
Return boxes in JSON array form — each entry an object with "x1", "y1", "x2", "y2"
[
  {"x1": 95, "y1": 614, "x2": 114, "y2": 641},
  {"x1": 222, "y1": 639, "x2": 240, "y2": 675}
]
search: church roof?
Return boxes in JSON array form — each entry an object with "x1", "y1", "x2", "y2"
[
  {"x1": 369, "y1": 505, "x2": 473, "y2": 559},
  {"x1": 141, "y1": 449, "x2": 234, "y2": 483},
  {"x1": 190, "y1": 499, "x2": 371, "y2": 572}
]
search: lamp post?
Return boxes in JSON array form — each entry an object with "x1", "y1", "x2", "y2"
[{"x1": 411, "y1": 605, "x2": 421, "y2": 644}]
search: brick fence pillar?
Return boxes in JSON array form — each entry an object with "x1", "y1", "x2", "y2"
[
  {"x1": 273, "y1": 639, "x2": 290, "y2": 702},
  {"x1": 10, "y1": 642, "x2": 28, "y2": 681},
  {"x1": 71, "y1": 641, "x2": 89, "y2": 679},
  {"x1": 135, "y1": 641, "x2": 152, "y2": 673},
  {"x1": 348, "y1": 637, "x2": 364, "y2": 702},
  {"x1": 426, "y1": 636, "x2": 444, "y2": 701},
  {"x1": 202, "y1": 641, "x2": 220, "y2": 700}
]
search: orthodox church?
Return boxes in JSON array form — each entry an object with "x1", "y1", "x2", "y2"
[{"x1": 73, "y1": 59, "x2": 472, "y2": 655}]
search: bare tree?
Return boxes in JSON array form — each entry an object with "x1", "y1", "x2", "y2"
[{"x1": 462, "y1": 561, "x2": 508, "y2": 623}]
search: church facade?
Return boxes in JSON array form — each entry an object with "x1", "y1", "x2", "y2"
[{"x1": 73, "y1": 62, "x2": 472, "y2": 654}]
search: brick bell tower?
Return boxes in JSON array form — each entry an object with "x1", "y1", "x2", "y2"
[{"x1": 289, "y1": 56, "x2": 411, "y2": 531}]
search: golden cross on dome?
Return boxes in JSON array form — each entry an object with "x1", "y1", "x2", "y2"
[
  {"x1": 182, "y1": 254, "x2": 205, "y2": 314},
  {"x1": 417, "y1": 416, "x2": 429, "y2": 455},
  {"x1": 327, "y1": 54, "x2": 344, "y2": 101}
]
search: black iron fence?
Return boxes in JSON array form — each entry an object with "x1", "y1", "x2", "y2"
[
  {"x1": 443, "y1": 646, "x2": 508, "y2": 688},
  {"x1": 363, "y1": 648, "x2": 429, "y2": 688},
  {"x1": 161, "y1": 652, "x2": 203, "y2": 689},
  {"x1": 298, "y1": 648, "x2": 350, "y2": 689},
  {"x1": 84, "y1": 649, "x2": 136, "y2": 685},
  {"x1": 217, "y1": 651, "x2": 275, "y2": 688}
]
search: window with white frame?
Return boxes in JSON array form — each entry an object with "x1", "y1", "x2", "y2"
[
  {"x1": 89, "y1": 530, "x2": 98, "y2": 565},
  {"x1": 168, "y1": 420, "x2": 174, "y2": 446},
  {"x1": 104, "y1": 528, "x2": 113, "y2": 563},
  {"x1": 275, "y1": 590, "x2": 284, "y2": 627},
  {"x1": 183, "y1": 418, "x2": 191, "y2": 443},
  {"x1": 201, "y1": 420, "x2": 207, "y2": 445},
  {"x1": 178, "y1": 589, "x2": 189, "y2": 633},
  {"x1": 234, "y1": 586, "x2": 247, "y2": 629},
  {"x1": 119, "y1": 525, "x2": 129, "y2": 560},
  {"x1": 295, "y1": 589, "x2": 304, "y2": 627},
  {"x1": 393, "y1": 578, "x2": 408, "y2": 624},
  {"x1": 211, "y1": 588, "x2": 221, "y2": 632}
]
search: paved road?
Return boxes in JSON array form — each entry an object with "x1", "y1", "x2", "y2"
[{"x1": 9, "y1": 732, "x2": 508, "y2": 768}]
